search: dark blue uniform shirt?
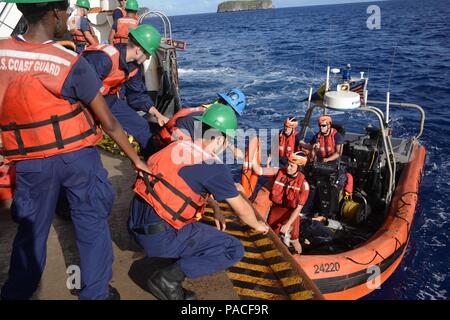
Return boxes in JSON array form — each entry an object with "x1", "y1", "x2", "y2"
[
  {"x1": 174, "y1": 111, "x2": 204, "y2": 139},
  {"x1": 78, "y1": 16, "x2": 90, "y2": 33},
  {"x1": 112, "y1": 8, "x2": 124, "y2": 23},
  {"x1": 82, "y1": 45, "x2": 153, "y2": 112}
]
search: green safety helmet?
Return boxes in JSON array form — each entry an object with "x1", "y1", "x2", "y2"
[
  {"x1": 76, "y1": 0, "x2": 90, "y2": 9},
  {"x1": 125, "y1": 0, "x2": 139, "y2": 11},
  {"x1": 194, "y1": 103, "x2": 238, "y2": 138},
  {"x1": 129, "y1": 25, "x2": 161, "y2": 56}
]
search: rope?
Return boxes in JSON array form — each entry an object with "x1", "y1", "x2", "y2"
[{"x1": 346, "y1": 250, "x2": 385, "y2": 266}]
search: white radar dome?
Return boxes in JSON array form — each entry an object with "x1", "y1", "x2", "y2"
[{"x1": 323, "y1": 91, "x2": 361, "y2": 110}]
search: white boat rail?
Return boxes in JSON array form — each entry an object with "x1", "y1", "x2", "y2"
[{"x1": 138, "y1": 10, "x2": 172, "y2": 42}]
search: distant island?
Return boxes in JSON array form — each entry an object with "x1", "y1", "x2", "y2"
[{"x1": 217, "y1": 0, "x2": 273, "y2": 13}]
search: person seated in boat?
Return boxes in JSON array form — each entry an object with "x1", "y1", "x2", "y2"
[
  {"x1": 153, "y1": 88, "x2": 246, "y2": 159},
  {"x1": 300, "y1": 115, "x2": 344, "y2": 164},
  {"x1": 267, "y1": 152, "x2": 310, "y2": 254},
  {"x1": 109, "y1": 0, "x2": 139, "y2": 48},
  {"x1": 67, "y1": 0, "x2": 98, "y2": 54},
  {"x1": 300, "y1": 115, "x2": 347, "y2": 218},
  {"x1": 278, "y1": 117, "x2": 302, "y2": 167}
]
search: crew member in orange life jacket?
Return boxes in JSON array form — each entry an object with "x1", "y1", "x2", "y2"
[
  {"x1": 279, "y1": 117, "x2": 302, "y2": 166},
  {"x1": 268, "y1": 152, "x2": 310, "y2": 254},
  {"x1": 108, "y1": 0, "x2": 139, "y2": 48},
  {"x1": 112, "y1": 0, "x2": 127, "y2": 23},
  {"x1": 129, "y1": 104, "x2": 269, "y2": 300},
  {"x1": 67, "y1": 0, "x2": 98, "y2": 53},
  {"x1": 153, "y1": 88, "x2": 246, "y2": 158},
  {"x1": 82, "y1": 25, "x2": 168, "y2": 158},
  {"x1": 0, "y1": 0, "x2": 150, "y2": 300},
  {"x1": 309, "y1": 115, "x2": 344, "y2": 163}
]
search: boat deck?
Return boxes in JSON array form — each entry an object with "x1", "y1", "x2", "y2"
[{"x1": 0, "y1": 150, "x2": 321, "y2": 300}]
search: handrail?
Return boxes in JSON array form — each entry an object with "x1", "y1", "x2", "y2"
[
  {"x1": 360, "y1": 107, "x2": 395, "y2": 203},
  {"x1": 367, "y1": 100, "x2": 425, "y2": 140},
  {"x1": 138, "y1": 10, "x2": 172, "y2": 41}
]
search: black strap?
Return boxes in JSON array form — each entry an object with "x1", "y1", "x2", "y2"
[
  {"x1": 0, "y1": 184, "x2": 15, "y2": 188},
  {"x1": 12, "y1": 123, "x2": 25, "y2": 155},
  {"x1": 145, "y1": 172, "x2": 201, "y2": 211},
  {"x1": 142, "y1": 172, "x2": 200, "y2": 222},
  {"x1": 51, "y1": 116, "x2": 64, "y2": 150},
  {"x1": 3, "y1": 129, "x2": 96, "y2": 157},
  {"x1": 132, "y1": 223, "x2": 166, "y2": 235},
  {"x1": 1, "y1": 107, "x2": 86, "y2": 131},
  {"x1": 81, "y1": 106, "x2": 97, "y2": 132},
  {"x1": 2, "y1": 106, "x2": 98, "y2": 157}
]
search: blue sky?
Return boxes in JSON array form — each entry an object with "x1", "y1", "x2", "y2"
[{"x1": 141, "y1": 0, "x2": 381, "y2": 16}]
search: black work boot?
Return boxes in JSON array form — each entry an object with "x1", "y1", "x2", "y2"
[
  {"x1": 146, "y1": 263, "x2": 196, "y2": 300},
  {"x1": 106, "y1": 286, "x2": 121, "y2": 300},
  {"x1": 184, "y1": 289, "x2": 197, "y2": 300}
]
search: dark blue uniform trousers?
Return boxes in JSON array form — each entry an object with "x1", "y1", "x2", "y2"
[
  {"x1": 128, "y1": 195, "x2": 244, "y2": 279},
  {"x1": 105, "y1": 95, "x2": 152, "y2": 155},
  {"x1": 0, "y1": 148, "x2": 114, "y2": 300}
]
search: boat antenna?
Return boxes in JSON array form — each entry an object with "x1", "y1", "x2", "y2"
[
  {"x1": 363, "y1": 63, "x2": 370, "y2": 106},
  {"x1": 325, "y1": 23, "x2": 333, "y2": 92},
  {"x1": 307, "y1": 50, "x2": 318, "y2": 109},
  {"x1": 386, "y1": 44, "x2": 398, "y2": 124}
]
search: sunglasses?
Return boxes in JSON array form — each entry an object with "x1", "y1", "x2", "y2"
[{"x1": 320, "y1": 124, "x2": 329, "y2": 128}]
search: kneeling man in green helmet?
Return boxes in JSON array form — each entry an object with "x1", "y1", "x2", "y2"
[
  {"x1": 128, "y1": 103, "x2": 269, "y2": 300},
  {"x1": 82, "y1": 23, "x2": 169, "y2": 159}
]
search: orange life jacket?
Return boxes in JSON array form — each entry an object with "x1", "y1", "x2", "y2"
[
  {"x1": 68, "y1": 15, "x2": 99, "y2": 45},
  {"x1": 113, "y1": 17, "x2": 139, "y2": 44},
  {"x1": 134, "y1": 140, "x2": 219, "y2": 230},
  {"x1": 159, "y1": 106, "x2": 206, "y2": 145},
  {"x1": 0, "y1": 38, "x2": 103, "y2": 162},
  {"x1": 115, "y1": 8, "x2": 139, "y2": 19},
  {"x1": 317, "y1": 128, "x2": 337, "y2": 159},
  {"x1": 83, "y1": 44, "x2": 138, "y2": 95},
  {"x1": 270, "y1": 169, "x2": 306, "y2": 209},
  {"x1": 279, "y1": 130, "x2": 298, "y2": 158},
  {"x1": 0, "y1": 162, "x2": 15, "y2": 201}
]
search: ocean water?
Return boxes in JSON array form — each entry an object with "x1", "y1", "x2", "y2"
[{"x1": 148, "y1": 0, "x2": 450, "y2": 299}]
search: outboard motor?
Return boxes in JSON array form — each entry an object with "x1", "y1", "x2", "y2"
[{"x1": 312, "y1": 161, "x2": 341, "y2": 218}]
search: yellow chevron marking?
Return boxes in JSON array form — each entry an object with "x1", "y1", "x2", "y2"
[
  {"x1": 228, "y1": 273, "x2": 282, "y2": 288},
  {"x1": 233, "y1": 287, "x2": 286, "y2": 300},
  {"x1": 244, "y1": 250, "x2": 280, "y2": 259},
  {"x1": 234, "y1": 261, "x2": 272, "y2": 273},
  {"x1": 290, "y1": 290, "x2": 314, "y2": 300}
]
